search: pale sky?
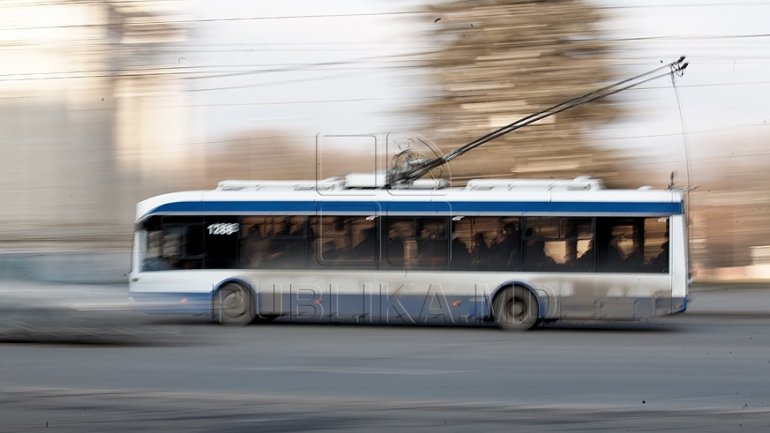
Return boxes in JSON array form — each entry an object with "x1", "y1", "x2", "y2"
[
  {"x1": 185, "y1": 0, "x2": 770, "y2": 179},
  {"x1": 592, "y1": 1, "x2": 770, "y2": 165},
  {"x1": 186, "y1": 0, "x2": 425, "y2": 139}
]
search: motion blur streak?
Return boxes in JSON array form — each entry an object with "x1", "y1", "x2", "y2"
[{"x1": 0, "y1": 279, "x2": 188, "y2": 344}]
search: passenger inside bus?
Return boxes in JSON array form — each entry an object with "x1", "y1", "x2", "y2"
[
  {"x1": 471, "y1": 232, "x2": 491, "y2": 269},
  {"x1": 450, "y1": 232, "x2": 471, "y2": 269},
  {"x1": 649, "y1": 239, "x2": 670, "y2": 272},
  {"x1": 576, "y1": 240, "x2": 595, "y2": 267},
  {"x1": 265, "y1": 219, "x2": 290, "y2": 264},
  {"x1": 606, "y1": 234, "x2": 627, "y2": 268},
  {"x1": 321, "y1": 241, "x2": 340, "y2": 261},
  {"x1": 417, "y1": 227, "x2": 441, "y2": 257},
  {"x1": 287, "y1": 219, "x2": 314, "y2": 267},
  {"x1": 416, "y1": 222, "x2": 448, "y2": 267},
  {"x1": 523, "y1": 228, "x2": 555, "y2": 269},
  {"x1": 350, "y1": 227, "x2": 376, "y2": 260},
  {"x1": 386, "y1": 226, "x2": 405, "y2": 265},
  {"x1": 242, "y1": 224, "x2": 266, "y2": 267},
  {"x1": 491, "y1": 223, "x2": 520, "y2": 269}
]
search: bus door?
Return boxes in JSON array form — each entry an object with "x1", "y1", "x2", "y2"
[
  {"x1": 372, "y1": 215, "x2": 417, "y2": 325},
  {"x1": 297, "y1": 203, "x2": 383, "y2": 324},
  {"x1": 377, "y1": 202, "x2": 454, "y2": 325}
]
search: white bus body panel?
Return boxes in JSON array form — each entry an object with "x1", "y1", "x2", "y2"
[{"x1": 130, "y1": 269, "x2": 679, "y2": 323}]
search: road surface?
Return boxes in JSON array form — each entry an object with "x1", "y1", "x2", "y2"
[{"x1": 1, "y1": 282, "x2": 769, "y2": 432}]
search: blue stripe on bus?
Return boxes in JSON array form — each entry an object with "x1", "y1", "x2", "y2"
[{"x1": 145, "y1": 200, "x2": 683, "y2": 218}]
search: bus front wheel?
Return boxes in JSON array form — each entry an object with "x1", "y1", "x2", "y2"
[
  {"x1": 493, "y1": 286, "x2": 538, "y2": 331},
  {"x1": 214, "y1": 283, "x2": 255, "y2": 326}
]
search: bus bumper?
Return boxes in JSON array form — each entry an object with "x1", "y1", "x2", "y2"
[{"x1": 672, "y1": 296, "x2": 688, "y2": 314}]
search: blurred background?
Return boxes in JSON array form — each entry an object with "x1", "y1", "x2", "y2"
[{"x1": 1, "y1": 0, "x2": 768, "y2": 283}]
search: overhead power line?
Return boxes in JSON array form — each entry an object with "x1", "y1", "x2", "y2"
[
  {"x1": 0, "y1": 10, "x2": 420, "y2": 32},
  {"x1": 598, "y1": 2, "x2": 770, "y2": 9}
]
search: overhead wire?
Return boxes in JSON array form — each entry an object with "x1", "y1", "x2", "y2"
[{"x1": 390, "y1": 57, "x2": 689, "y2": 185}]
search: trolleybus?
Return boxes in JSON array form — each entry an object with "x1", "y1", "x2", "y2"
[{"x1": 128, "y1": 175, "x2": 688, "y2": 329}]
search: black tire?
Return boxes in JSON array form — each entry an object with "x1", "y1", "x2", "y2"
[
  {"x1": 254, "y1": 314, "x2": 278, "y2": 323},
  {"x1": 214, "y1": 283, "x2": 255, "y2": 326},
  {"x1": 493, "y1": 286, "x2": 538, "y2": 331}
]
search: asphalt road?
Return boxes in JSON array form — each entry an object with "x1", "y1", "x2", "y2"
[{"x1": 1, "y1": 283, "x2": 770, "y2": 432}]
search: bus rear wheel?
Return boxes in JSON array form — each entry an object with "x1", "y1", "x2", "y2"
[
  {"x1": 214, "y1": 283, "x2": 255, "y2": 326},
  {"x1": 493, "y1": 286, "x2": 538, "y2": 331}
]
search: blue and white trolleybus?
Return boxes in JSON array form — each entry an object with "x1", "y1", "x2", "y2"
[{"x1": 129, "y1": 175, "x2": 688, "y2": 329}]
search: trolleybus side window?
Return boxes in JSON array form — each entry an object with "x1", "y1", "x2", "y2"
[
  {"x1": 645, "y1": 217, "x2": 670, "y2": 273},
  {"x1": 240, "y1": 216, "x2": 316, "y2": 269},
  {"x1": 522, "y1": 217, "x2": 594, "y2": 271},
  {"x1": 141, "y1": 214, "x2": 671, "y2": 274},
  {"x1": 449, "y1": 216, "x2": 521, "y2": 271},
  {"x1": 317, "y1": 216, "x2": 378, "y2": 268},
  {"x1": 379, "y1": 217, "x2": 452, "y2": 270},
  {"x1": 594, "y1": 217, "x2": 669, "y2": 273}
]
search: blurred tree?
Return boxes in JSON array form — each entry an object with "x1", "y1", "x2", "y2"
[
  {"x1": 202, "y1": 131, "x2": 313, "y2": 184},
  {"x1": 417, "y1": 0, "x2": 623, "y2": 182}
]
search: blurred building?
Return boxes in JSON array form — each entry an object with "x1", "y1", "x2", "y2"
[{"x1": 0, "y1": 0, "x2": 193, "y2": 250}]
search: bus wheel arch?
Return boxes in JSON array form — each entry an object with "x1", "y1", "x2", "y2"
[
  {"x1": 491, "y1": 284, "x2": 540, "y2": 331},
  {"x1": 213, "y1": 280, "x2": 256, "y2": 326}
]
